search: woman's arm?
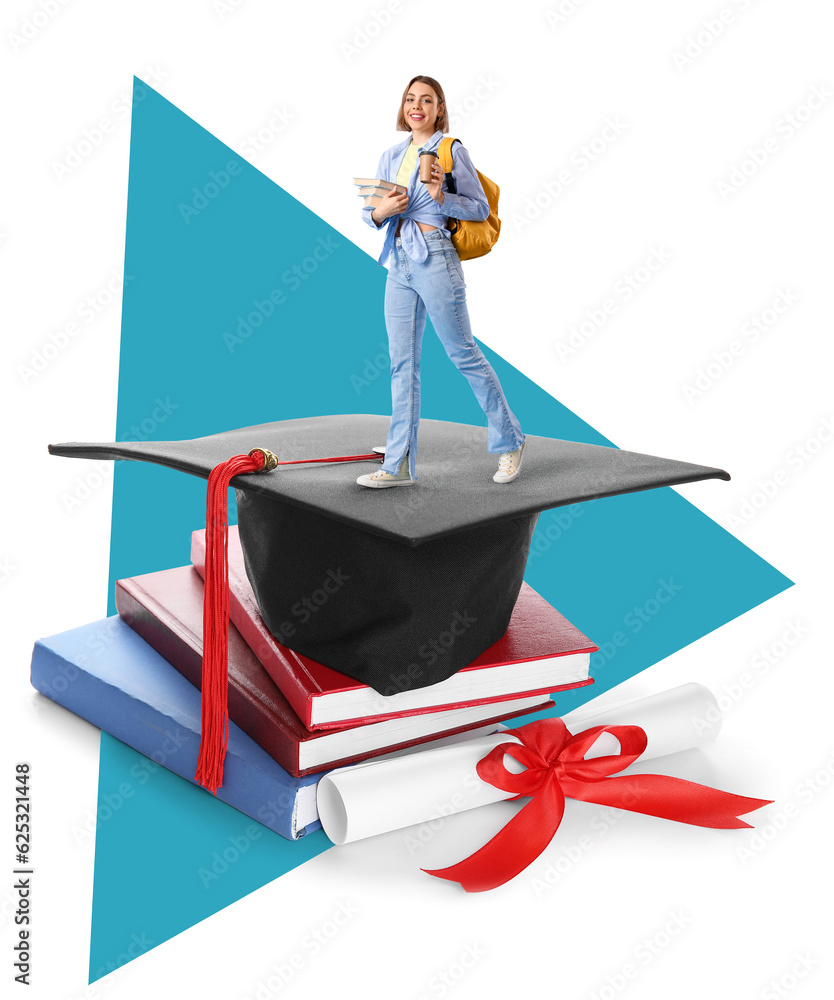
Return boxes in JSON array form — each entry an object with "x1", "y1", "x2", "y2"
[{"x1": 438, "y1": 142, "x2": 489, "y2": 223}]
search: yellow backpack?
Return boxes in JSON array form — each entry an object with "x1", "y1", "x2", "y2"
[{"x1": 436, "y1": 137, "x2": 500, "y2": 261}]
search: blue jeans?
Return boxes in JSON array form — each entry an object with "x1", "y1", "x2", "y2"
[{"x1": 380, "y1": 229, "x2": 525, "y2": 479}]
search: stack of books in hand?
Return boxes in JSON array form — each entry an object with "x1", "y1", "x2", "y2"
[
  {"x1": 30, "y1": 526, "x2": 595, "y2": 840},
  {"x1": 353, "y1": 177, "x2": 406, "y2": 208}
]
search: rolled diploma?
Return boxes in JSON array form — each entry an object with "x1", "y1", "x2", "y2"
[{"x1": 317, "y1": 683, "x2": 722, "y2": 845}]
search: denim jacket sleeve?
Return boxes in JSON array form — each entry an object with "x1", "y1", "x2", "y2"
[
  {"x1": 362, "y1": 151, "x2": 387, "y2": 230},
  {"x1": 440, "y1": 142, "x2": 489, "y2": 223}
]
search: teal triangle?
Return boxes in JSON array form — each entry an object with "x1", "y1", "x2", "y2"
[{"x1": 89, "y1": 78, "x2": 792, "y2": 981}]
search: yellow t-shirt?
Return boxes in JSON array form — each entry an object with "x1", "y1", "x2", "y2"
[{"x1": 396, "y1": 142, "x2": 421, "y2": 188}]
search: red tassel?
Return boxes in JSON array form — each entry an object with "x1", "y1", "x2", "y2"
[
  {"x1": 194, "y1": 447, "x2": 380, "y2": 794},
  {"x1": 195, "y1": 449, "x2": 267, "y2": 794}
]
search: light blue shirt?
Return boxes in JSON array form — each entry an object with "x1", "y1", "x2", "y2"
[{"x1": 362, "y1": 130, "x2": 489, "y2": 266}]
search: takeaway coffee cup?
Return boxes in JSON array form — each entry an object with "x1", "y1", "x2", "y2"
[{"x1": 419, "y1": 149, "x2": 438, "y2": 183}]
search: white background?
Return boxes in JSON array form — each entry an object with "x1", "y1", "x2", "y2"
[{"x1": 3, "y1": 1, "x2": 833, "y2": 997}]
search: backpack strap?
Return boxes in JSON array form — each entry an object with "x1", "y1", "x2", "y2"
[
  {"x1": 437, "y1": 136, "x2": 461, "y2": 233},
  {"x1": 436, "y1": 136, "x2": 457, "y2": 174}
]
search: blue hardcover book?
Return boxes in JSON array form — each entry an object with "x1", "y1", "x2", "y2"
[{"x1": 30, "y1": 616, "x2": 322, "y2": 840}]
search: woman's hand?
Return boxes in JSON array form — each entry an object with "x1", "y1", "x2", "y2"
[
  {"x1": 372, "y1": 187, "x2": 409, "y2": 223},
  {"x1": 425, "y1": 161, "x2": 445, "y2": 205}
]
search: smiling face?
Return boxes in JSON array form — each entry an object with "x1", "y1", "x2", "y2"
[{"x1": 402, "y1": 82, "x2": 442, "y2": 132}]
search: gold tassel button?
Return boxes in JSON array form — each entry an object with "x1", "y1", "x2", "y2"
[{"x1": 249, "y1": 447, "x2": 279, "y2": 472}]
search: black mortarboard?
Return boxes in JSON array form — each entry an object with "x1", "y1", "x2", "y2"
[{"x1": 49, "y1": 413, "x2": 729, "y2": 791}]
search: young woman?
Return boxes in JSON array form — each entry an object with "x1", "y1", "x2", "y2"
[{"x1": 356, "y1": 74, "x2": 526, "y2": 489}]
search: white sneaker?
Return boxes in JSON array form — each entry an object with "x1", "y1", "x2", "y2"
[
  {"x1": 357, "y1": 455, "x2": 414, "y2": 489},
  {"x1": 493, "y1": 442, "x2": 526, "y2": 484}
]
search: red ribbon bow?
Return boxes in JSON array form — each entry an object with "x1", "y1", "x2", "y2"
[{"x1": 423, "y1": 717, "x2": 772, "y2": 893}]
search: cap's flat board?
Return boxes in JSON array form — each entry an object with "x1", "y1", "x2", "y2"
[{"x1": 49, "y1": 414, "x2": 730, "y2": 546}]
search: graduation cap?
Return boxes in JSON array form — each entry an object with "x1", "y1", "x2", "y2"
[{"x1": 49, "y1": 413, "x2": 730, "y2": 792}]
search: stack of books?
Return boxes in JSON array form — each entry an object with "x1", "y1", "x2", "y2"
[
  {"x1": 353, "y1": 177, "x2": 406, "y2": 208},
  {"x1": 30, "y1": 526, "x2": 595, "y2": 841}
]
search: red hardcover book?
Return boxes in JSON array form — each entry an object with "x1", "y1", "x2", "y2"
[
  {"x1": 115, "y1": 565, "x2": 556, "y2": 777},
  {"x1": 191, "y1": 527, "x2": 595, "y2": 731}
]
